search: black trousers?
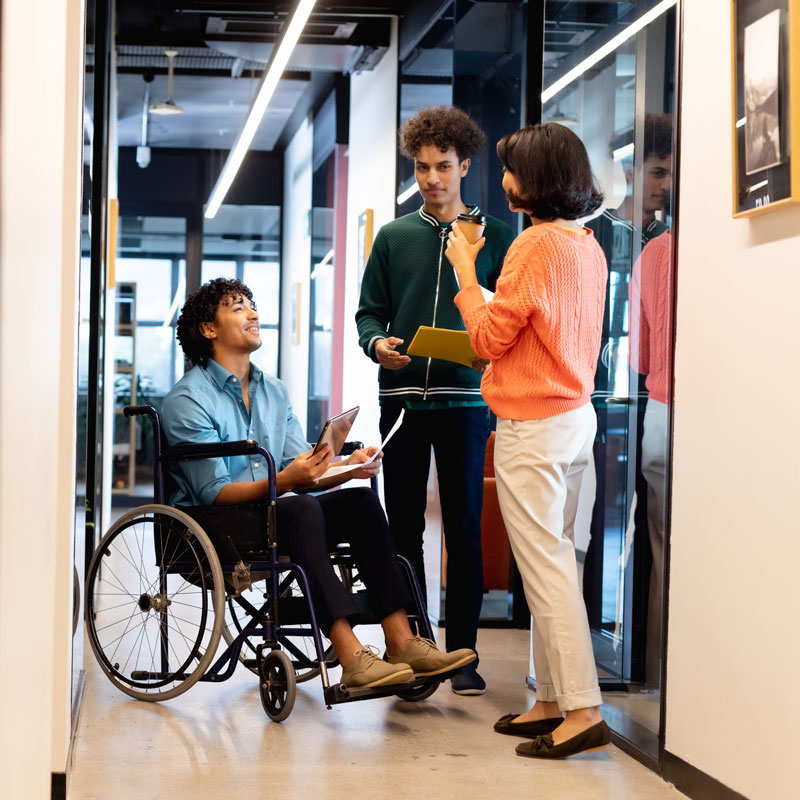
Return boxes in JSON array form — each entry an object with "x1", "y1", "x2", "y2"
[
  {"x1": 276, "y1": 487, "x2": 411, "y2": 634},
  {"x1": 380, "y1": 403, "x2": 490, "y2": 654}
]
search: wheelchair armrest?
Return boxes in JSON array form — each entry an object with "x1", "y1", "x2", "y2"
[
  {"x1": 166, "y1": 440, "x2": 266, "y2": 461},
  {"x1": 339, "y1": 441, "x2": 364, "y2": 456}
]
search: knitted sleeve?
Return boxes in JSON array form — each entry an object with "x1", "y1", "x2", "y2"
[
  {"x1": 454, "y1": 237, "x2": 546, "y2": 361},
  {"x1": 629, "y1": 251, "x2": 650, "y2": 375},
  {"x1": 355, "y1": 229, "x2": 392, "y2": 362}
]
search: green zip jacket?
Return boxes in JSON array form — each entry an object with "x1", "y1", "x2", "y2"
[{"x1": 356, "y1": 204, "x2": 515, "y2": 405}]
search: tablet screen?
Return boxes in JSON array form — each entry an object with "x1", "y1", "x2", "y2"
[{"x1": 312, "y1": 406, "x2": 360, "y2": 457}]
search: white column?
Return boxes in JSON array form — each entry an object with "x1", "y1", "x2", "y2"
[{"x1": 0, "y1": 0, "x2": 84, "y2": 795}]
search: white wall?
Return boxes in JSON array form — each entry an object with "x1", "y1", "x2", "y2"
[
  {"x1": 0, "y1": 0, "x2": 83, "y2": 794},
  {"x1": 341, "y1": 18, "x2": 399, "y2": 450},
  {"x1": 666, "y1": 2, "x2": 800, "y2": 797},
  {"x1": 280, "y1": 117, "x2": 313, "y2": 424}
]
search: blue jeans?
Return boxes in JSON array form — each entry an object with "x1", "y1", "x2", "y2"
[{"x1": 380, "y1": 403, "x2": 490, "y2": 656}]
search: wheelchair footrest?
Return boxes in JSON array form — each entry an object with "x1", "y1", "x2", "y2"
[
  {"x1": 324, "y1": 682, "x2": 410, "y2": 705},
  {"x1": 323, "y1": 675, "x2": 440, "y2": 706}
]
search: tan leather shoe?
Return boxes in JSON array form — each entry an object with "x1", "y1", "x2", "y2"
[
  {"x1": 387, "y1": 636, "x2": 476, "y2": 677},
  {"x1": 341, "y1": 646, "x2": 414, "y2": 688}
]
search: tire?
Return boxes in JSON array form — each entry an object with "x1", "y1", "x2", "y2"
[
  {"x1": 72, "y1": 564, "x2": 81, "y2": 637},
  {"x1": 395, "y1": 680, "x2": 440, "y2": 702},
  {"x1": 85, "y1": 505, "x2": 225, "y2": 701},
  {"x1": 259, "y1": 649, "x2": 296, "y2": 722}
]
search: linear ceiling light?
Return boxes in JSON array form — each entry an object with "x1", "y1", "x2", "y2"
[
  {"x1": 205, "y1": 0, "x2": 317, "y2": 219},
  {"x1": 612, "y1": 142, "x2": 634, "y2": 161},
  {"x1": 396, "y1": 182, "x2": 419, "y2": 205},
  {"x1": 541, "y1": 0, "x2": 677, "y2": 104}
]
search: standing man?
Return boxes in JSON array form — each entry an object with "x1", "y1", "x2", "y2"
[{"x1": 356, "y1": 106, "x2": 515, "y2": 695}]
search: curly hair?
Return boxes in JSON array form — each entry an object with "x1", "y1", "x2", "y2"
[
  {"x1": 400, "y1": 105, "x2": 487, "y2": 162},
  {"x1": 176, "y1": 278, "x2": 254, "y2": 367},
  {"x1": 643, "y1": 112, "x2": 673, "y2": 162},
  {"x1": 497, "y1": 123, "x2": 603, "y2": 221}
]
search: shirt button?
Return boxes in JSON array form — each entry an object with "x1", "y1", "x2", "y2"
[
  {"x1": 253, "y1": 462, "x2": 260, "y2": 468},
  {"x1": 232, "y1": 377, "x2": 237, "y2": 383}
]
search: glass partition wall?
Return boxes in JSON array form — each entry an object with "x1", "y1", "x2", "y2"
[
  {"x1": 398, "y1": 1, "x2": 527, "y2": 626},
  {"x1": 541, "y1": 0, "x2": 678, "y2": 760},
  {"x1": 397, "y1": 0, "x2": 679, "y2": 763}
]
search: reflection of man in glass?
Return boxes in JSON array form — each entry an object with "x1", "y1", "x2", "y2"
[
  {"x1": 588, "y1": 112, "x2": 672, "y2": 256},
  {"x1": 629, "y1": 231, "x2": 672, "y2": 687},
  {"x1": 582, "y1": 113, "x2": 673, "y2": 686}
]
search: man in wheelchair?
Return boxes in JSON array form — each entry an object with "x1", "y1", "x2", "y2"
[{"x1": 161, "y1": 278, "x2": 476, "y2": 691}]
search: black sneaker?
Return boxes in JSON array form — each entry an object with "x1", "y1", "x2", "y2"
[{"x1": 450, "y1": 663, "x2": 486, "y2": 695}]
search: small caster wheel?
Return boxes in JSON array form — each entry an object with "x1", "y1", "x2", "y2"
[
  {"x1": 396, "y1": 679, "x2": 440, "y2": 702},
  {"x1": 259, "y1": 650, "x2": 296, "y2": 722}
]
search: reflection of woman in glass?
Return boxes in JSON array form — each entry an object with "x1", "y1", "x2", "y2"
[
  {"x1": 629, "y1": 230, "x2": 672, "y2": 687},
  {"x1": 446, "y1": 123, "x2": 610, "y2": 759}
]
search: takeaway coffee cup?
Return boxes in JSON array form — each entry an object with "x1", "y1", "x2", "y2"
[{"x1": 455, "y1": 213, "x2": 486, "y2": 243}]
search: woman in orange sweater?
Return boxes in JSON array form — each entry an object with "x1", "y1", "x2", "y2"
[{"x1": 446, "y1": 123, "x2": 609, "y2": 759}]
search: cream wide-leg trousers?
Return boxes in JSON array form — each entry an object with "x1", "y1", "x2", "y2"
[{"x1": 494, "y1": 403, "x2": 602, "y2": 711}]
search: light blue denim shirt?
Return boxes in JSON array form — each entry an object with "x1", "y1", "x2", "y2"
[{"x1": 161, "y1": 359, "x2": 310, "y2": 506}]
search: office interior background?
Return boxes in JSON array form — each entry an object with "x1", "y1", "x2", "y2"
[{"x1": 0, "y1": 1, "x2": 798, "y2": 798}]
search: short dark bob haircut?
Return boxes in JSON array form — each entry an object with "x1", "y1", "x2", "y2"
[
  {"x1": 496, "y1": 123, "x2": 603, "y2": 221},
  {"x1": 401, "y1": 105, "x2": 487, "y2": 163},
  {"x1": 176, "y1": 277, "x2": 254, "y2": 367}
]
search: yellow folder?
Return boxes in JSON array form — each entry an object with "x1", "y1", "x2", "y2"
[{"x1": 406, "y1": 326, "x2": 478, "y2": 367}]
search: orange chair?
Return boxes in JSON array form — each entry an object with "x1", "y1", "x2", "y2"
[
  {"x1": 481, "y1": 431, "x2": 513, "y2": 590},
  {"x1": 440, "y1": 432, "x2": 513, "y2": 592}
]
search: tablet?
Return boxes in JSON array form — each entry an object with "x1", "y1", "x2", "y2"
[{"x1": 312, "y1": 406, "x2": 360, "y2": 457}]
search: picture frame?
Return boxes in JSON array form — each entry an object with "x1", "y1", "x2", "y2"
[
  {"x1": 357, "y1": 209, "x2": 374, "y2": 293},
  {"x1": 731, "y1": 0, "x2": 800, "y2": 217}
]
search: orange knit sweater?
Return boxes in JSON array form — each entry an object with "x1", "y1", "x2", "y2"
[
  {"x1": 629, "y1": 231, "x2": 672, "y2": 405},
  {"x1": 454, "y1": 223, "x2": 607, "y2": 420}
]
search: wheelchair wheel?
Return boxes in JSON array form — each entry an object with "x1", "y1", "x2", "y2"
[
  {"x1": 222, "y1": 575, "x2": 335, "y2": 683},
  {"x1": 259, "y1": 649, "x2": 296, "y2": 722},
  {"x1": 85, "y1": 505, "x2": 225, "y2": 701},
  {"x1": 395, "y1": 680, "x2": 440, "y2": 702}
]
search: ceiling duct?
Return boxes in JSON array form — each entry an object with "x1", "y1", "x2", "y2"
[{"x1": 205, "y1": 15, "x2": 387, "y2": 74}]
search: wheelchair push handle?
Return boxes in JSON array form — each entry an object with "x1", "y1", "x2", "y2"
[{"x1": 124, "y1": 405, "x2": 158, "y2": 418}]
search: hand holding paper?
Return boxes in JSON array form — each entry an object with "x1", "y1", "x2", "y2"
[{"x1": 318, "y1": 409, "x2": 405, "y2": 481}]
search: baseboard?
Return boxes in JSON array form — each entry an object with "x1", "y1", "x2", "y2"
[
  {"x1": 51, "y1": 772, "x2": 66, "y2": 800},
  {"x1": 662, "y1": 750, "x2": 749, "y2": 800},
  {"x1": 52, "y1": 669, "x2": 86, "y2": 800}
]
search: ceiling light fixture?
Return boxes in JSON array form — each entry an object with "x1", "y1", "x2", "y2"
[
  {"x1": 205, "y1": 0, "x2": 317, "y2": 219},
  {"x1": 612, "y1": 143, "x2": 634, "y2": 162},
  {"x1": 149, "y1": 49, "x2": 184, "y2": 115},
  {"x1": 541, "y1": 0, "x2": 677, "y2": 104},
  {"x1": 396, "y1": 181, "x2": 419, "y2": 205}
]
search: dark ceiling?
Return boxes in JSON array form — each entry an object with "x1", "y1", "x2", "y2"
[{"x1": 104, "y1": 1, "x2": 403, "y2": 153}]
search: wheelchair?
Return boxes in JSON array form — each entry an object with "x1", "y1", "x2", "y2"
[{"x1": 85, "y1": 405, "x2": 446, "y2": 722}]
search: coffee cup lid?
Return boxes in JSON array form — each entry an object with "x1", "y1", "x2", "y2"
[{"x1": 456, "y1": 213, "x2": 486, "y2": 224}]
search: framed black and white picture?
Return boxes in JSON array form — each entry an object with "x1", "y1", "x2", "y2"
[{"x1": 732, "y1": 0, "x2": 800, "y2": 216}]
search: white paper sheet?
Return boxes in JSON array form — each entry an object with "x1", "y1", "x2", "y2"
[
  {"x1": 453, "y1": 267, "x2": 494, "y2": 302},
  {"x1": 317, "y1": 408, "x2": 405, "y2": 481}
]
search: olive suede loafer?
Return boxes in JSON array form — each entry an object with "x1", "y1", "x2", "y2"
[
  {"x1": 515, "y1": 720, "x2": 611, "y2": 759},
  {"x1": 494, "y1": 713, "x2": 563, "y2": 738}
]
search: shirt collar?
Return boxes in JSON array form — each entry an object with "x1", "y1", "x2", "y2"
[
  {"x1": 204, "y1": 358, "x2": 260, "y2": 389},
  {"x1": 417, "y1": 203, "x2": 481, "y2": 228}
]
